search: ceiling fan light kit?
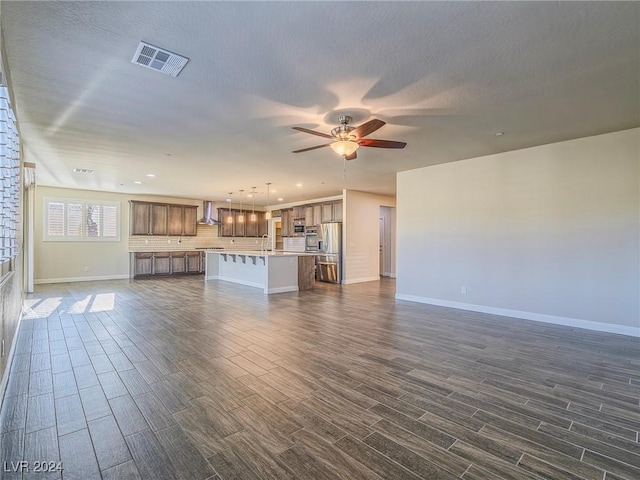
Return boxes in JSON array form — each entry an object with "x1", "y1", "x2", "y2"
[
  {"x1": 330, "y1": 140, "x2": 359, "y2": 156},
  {"x1": 292, "y1": 114, "x2": 406, "y2": 160}
]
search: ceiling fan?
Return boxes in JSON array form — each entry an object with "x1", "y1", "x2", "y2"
[{"x1": 291, "y1": 115, "x2": 406, "y2": 160}]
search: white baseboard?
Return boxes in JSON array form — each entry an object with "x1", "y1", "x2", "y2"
[
  {"x1": 342, "y1": 276, "x2": 381, "y2": 285},
  {"x1": 35, "y1": 274, "x2": 131, "y2": 284},
  {"x1": 394, "y1": 294, "x2": 640, "y2": 337},
  {"x1": 266, "y1": 286, "x2": 299, "y2": 294}
]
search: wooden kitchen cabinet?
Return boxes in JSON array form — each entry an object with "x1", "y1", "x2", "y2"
[
  {"x1": 134, "y1": 251, "x2": 205, "y2": 277},
  {"x1": 246, "y1": 212, "x2": 268, "y2": 237},
  {"x1": 332, "y1": 200, "x2": 343, "y2": 222},
  {"x1": 171, "y1": 251, "x2": 186, "y2": 273},
  {"x1": 131, "y1": 202, "x2": 151, "y2": 235},
  {"x1": 305, "y1": 206, "x2": 314, "y2": 227},
  {"x1": 321, "y1": 203, "x2": 333, "y2": 222},
  {"x1": 186, "y1": 251, "x2": 201, "y2": 273},
  {"x1": 313, "y1": 205, "x2": 322, "y2": 226},
  {"x1": 219, "y1": 209, "x2": 234, "y2": 236},
  {"x1": 258, "y1": 213, "x2": 268, "y2": 237},
  {"x1": 281, "y1": 209, "x2": 293, "y2": 237},
  {"x1": 292, "y1": 206, "x2": 304, "y2": 219},
  {"x1": 245, "y1": 214, "x2": 258, "y2": 237},
  {"x1": 131, "y1": 201, "x2": 195, "y2": 236},
  {"x1": 153, "y1": 252, "x2": 171, "y2": 274},
  {"x1": 134, "y1": 252, "x2": 152, "y2": 275},
  {"x1": 218, "y1": 209, "x2": 268, "y2": 237},
  {"x1": 168, "y1": 205, "x2": 183, "y2": 236},
  {"x1": 183, "y1": 206, "x2": 197, "y2": 235},
  {"x1": 150, "y1": 204, "x2": 168, "y2": 235},
  {"x1": 168, "y1": 205, "x2": 197, "y2": 236},
  {"x1": 234, "y1": 211, "x2": 246, "y2": 237}
]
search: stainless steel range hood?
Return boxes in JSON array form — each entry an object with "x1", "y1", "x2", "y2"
[{"x1": 198, "y1": 201, "x2": 222, "y2": 225}]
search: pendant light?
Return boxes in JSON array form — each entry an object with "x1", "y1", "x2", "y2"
[
  {"x1": 237, "y1": 189, "x2": 244, "y2": 223},
  {"x1": 265, "y1": 182, "x2": 272, "y2": 220},
  {"x1": 226, "y1": 192, "x2": 233, "y2": 224},
  {"x1": 250, "y1": 187, "x2": 257, "y2": 222}
]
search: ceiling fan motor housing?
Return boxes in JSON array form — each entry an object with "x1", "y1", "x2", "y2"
[{"x1": 332, "y1": 116, "x2": 356, "y2": 140}]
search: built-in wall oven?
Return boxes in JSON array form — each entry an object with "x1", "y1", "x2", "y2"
[{"x1": 304, "y1": 225, "x2": 319, "y2": 252}]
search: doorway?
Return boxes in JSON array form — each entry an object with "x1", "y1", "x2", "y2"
[
  {"x1": 379, "y1": 206, "x2": 395, "y2": 277},
  {"x1": 269, "y1": 218, "x2": 283, "y2": 251}
]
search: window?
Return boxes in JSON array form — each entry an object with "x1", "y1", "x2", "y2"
[
  {"x1": 43, "y1": 197, "x2": 120, "y2": 241},
  {"x1": 1, "y1": 83, "x2": 20, "y2": 271}
]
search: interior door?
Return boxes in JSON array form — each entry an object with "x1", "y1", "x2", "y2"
[{"x1": 379, "y1": 217, "x2": 384, "y2": 275}]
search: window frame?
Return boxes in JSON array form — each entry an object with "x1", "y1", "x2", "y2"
[{"x1": 43, "y1": 197, "x2": 121, "y2": 242}]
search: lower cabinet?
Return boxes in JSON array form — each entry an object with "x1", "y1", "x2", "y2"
[
  {"x1": 134, "y1": 251, "x2": 204, "y2": 277},
  {"x1": 134, "y1": 253, "x2": 152, "y2": 275},
  {"x1": 186, "y1": 251, "x2": 201, "y2": 273},
  {"x1": 171, "y1": 251, "x2": 187, "y2": 274},
  {"x1": 153, "y1": 252, "x2": 171, "y2": 275}
]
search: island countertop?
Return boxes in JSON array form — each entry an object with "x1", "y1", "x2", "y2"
[{"x1": 204, "y1": 250, "x2": 315, "y2": 294}]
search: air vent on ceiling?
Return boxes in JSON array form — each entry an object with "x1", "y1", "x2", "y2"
[
  {"x1": 73, "y1": 168, "x2": 94, "y2": 174},
  {"x1": 131, "y1": 41, "x2": 189, "y2": 77}
]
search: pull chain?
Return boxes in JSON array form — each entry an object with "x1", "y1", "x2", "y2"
[{"x1": 343, "y1": 156, "x2": 347, "y2": 179}]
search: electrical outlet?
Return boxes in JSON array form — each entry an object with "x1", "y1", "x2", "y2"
[
  {"x1": 84, "y1": 266, "x2": 90, "y2": 272},
  {"x1": 167, "y1": 239, "x2": 171, "y2": 244},
  {"x1": 144, "y1": 239, "x2": 149, "y2": 244},
  {"x1": 461, "y1": 286, "x2": 467, "y2": 295}
]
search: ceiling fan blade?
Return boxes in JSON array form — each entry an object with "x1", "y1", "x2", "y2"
[
  {"x1": 353, "y1": 119, "x2": 386, "y2": 139},
  {"x1": 292, "y1": 127, "x2": 333, "y2": 139},
  {"x1": 292, "y1": 143, "x2": 332, "y2": 153},
  {"x1": 359, "y1": 138, "x2": 407, "y2": 149},
  {"x1": 345, "y1": 151, "x2": 357, "y2": 161}
]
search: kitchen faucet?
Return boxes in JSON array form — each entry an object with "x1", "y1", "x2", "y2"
[{"x1": 260, "y1": 234, "x2": 269, "y2": 253}]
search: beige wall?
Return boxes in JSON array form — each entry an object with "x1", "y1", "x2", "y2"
[
  {"x1": 396, "y1": 128, "x2": 640, "y2": 335},
  {"x1": 343, "y1": 190, "x2": 396, "y2": 284}
]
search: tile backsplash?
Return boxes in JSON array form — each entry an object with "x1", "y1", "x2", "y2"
[{"x1": 128, "y1": 224, "x2": 266, "y2": 252}]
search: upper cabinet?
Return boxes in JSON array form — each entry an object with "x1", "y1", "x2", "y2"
[
  {"x1": 151, "y1": 204, "x2": 168, "y2": 235},
  {"x1": 304, "y1": 206, "x2": 313, "y2": 227},
  {"x1": 130, "y1": 202, "x2": 152, "y2": 235},
  {"x1": 278, "y1": 199, "x2": 343, "y2": 237},
  {"x1": 183, "y1": 206, "x2": 198, "y2": 235},
  {"x1": 312, "y1": 205, "x2": 322, "y2": 226},
  {"x1": 168, "y1": 205, "x2": 198, "y2": 236},
  {"x1": 332, "y1": 201, "x2": 343, "y2": 222},
  {"x1": 130, "y1": 201, "x2": 197, "y2": 236},
  {"x1": 217, "y1": 208, "x2": 268, "y2": 237}
]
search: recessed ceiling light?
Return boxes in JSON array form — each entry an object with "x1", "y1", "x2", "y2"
[
  {"x1": 73, "y1": 168, "x2": 94, "y2": 174},
  {"x1": 133, "y1": 181, "x2": 142, "y2": 184},
  {"x1": 271, "y1": 189, "x2": 277, "y2": 193},
  {"x1": 226, "y1": 198, "x2": 231, "y2": 202},
  {"x1": 495, "y1": 132, "x2": 505, "y2": 136},
  {"x1": 295, "y1": 183, "x2": 303, "y2": 188},
  {"x1": 146, "y1": 173, "x2": 155, "y2": 177},
  {"x1": 277, "y1": 197, "x2": 284, "y2": 202},
  {"x1": 247, "y1": 194, "x2": 253, "y2": 198}
]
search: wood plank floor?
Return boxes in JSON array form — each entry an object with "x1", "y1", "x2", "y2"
[{"x1": 1, "y1": 276, "x2": 639, "y2": 479}]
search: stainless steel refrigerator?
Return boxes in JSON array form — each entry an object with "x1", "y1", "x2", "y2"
[{"x1": 317, "y1": 223, "x2": 342, "y2": 283}]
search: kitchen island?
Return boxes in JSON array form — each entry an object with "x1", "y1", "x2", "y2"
[{"x1": 204, "y1": 250, "x2": 315, "y2": 294}]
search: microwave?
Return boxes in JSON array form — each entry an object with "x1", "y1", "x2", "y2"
[{"x1": 293, "y1": 220, "x2": 305, "y2": 236}]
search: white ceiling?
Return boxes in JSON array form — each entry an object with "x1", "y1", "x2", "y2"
[{"x1": 2, "y1": 1, "x2": 638, "y2": 206}]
